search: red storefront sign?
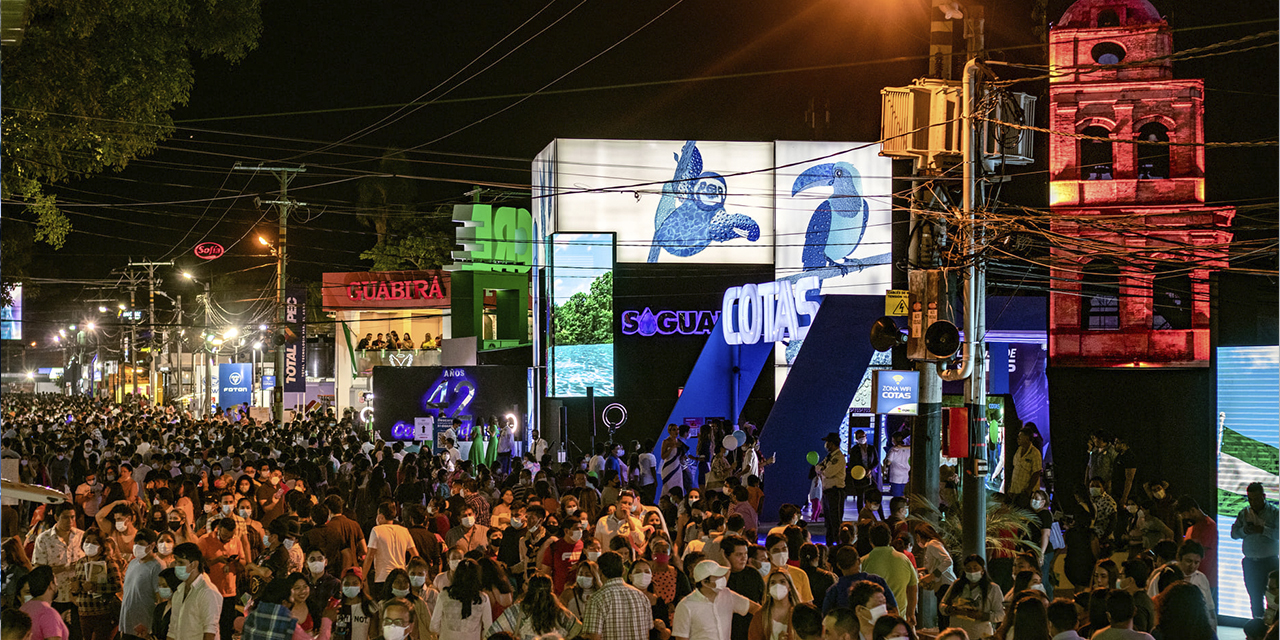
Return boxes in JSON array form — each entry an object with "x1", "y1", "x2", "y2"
[{"x1": 322, "y1": 270, "x2": 451, "y2": 310}]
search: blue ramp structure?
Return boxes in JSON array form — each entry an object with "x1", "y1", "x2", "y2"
[
  {"x1": 758, "y1": 295, "x2": 882, "y2": 520},
  {"x1": 652, "y1": 315, "x2": 773, "y2": 497}
]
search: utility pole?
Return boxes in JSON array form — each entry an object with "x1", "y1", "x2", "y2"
[
  {"x1": 234, "y1": 163, "x2": 306, "y2": 423},
  {"x1": 129, "y1": 260, "x2": 174, "y2": 403},
  {"x1": 174, "y1": 295, "x2": 183, "y2": 401}
]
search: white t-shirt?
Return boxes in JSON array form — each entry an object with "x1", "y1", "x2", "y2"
[
  {"x1": 637, "y1": 453, "x2": 658, "y2": 486},
  {"x1": 367, "y1": 523, "x2": 418, "y2": 582},
  {"x1": 672, "y1": 588, "x2": 749, "y2": 640}
]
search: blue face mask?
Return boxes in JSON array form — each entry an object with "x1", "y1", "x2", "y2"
[{"x1": 175, "y1": 564, "x2": 190, "y2": 581}]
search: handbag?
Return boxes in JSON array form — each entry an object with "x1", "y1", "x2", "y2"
[{"x1": 1048, "y1": 520, "x2": 1067, "y2": 551}]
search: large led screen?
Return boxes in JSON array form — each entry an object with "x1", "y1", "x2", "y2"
[
  {"x1": 1, "y1": 284, "x2": 22, "y2": 341},
  {"x1": 372, "y1": 365, "x2": 529, "y2": 449},
  {"x1": 548, "y1": 233, "x2": 614, "y2": 397},
  {"x1": 1216, "y1": 345, "x2": 1280, "y2": 620},
  {"x1": 541, "y1": 139, "x2": 776, "y2": 265}
]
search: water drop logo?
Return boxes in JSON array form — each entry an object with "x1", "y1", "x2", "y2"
[
  {"x1": 638, "y1": 308, "x2": 659, "y2": 337},
  {"x1": 892, "y1": 374, "x2": 903, "y2": 384},
  {"x1": 229, "y1": 371, "x2": 243, "y2": 386}
]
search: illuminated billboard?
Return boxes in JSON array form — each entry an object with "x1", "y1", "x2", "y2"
[
  {"x1": 1, "y1": 284, "x2": 21, "y2": 341},
  {"x1": 1216, "y1": 345, "x2": 1280, "y2": 620},
  {"x1": 548, "y1": 233, "x2": 615, "y2": 397},
  {"x1": 773, "y1": 141, "x2": 894, "y2": 295},
  {"x1": 372, "y1": 365, "x2": 529, "y2": 450},
  {"x1": 537, "y1": 139, "x2": 776, "y2": 265}
]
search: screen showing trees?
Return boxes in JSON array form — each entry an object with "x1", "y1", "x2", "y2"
[{"x1": 548, "y1": 233, "x2": 615, "y2": 397}]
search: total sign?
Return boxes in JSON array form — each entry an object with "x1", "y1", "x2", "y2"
[
  {"x1": 721, "y1": 276, "x2": 821, "y2": 345},
  {"x1": 871, "y1": 370, "x2": 920, "y2": 415}
]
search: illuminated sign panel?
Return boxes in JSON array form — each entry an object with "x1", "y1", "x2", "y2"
[
  {"x1": 1215, "y1": 345, "x2": 1280, "y2": 620},
  {"x1": 871, "y1": 370, "x2": 920, "y2": 415},
  {"x1": 721, "y1": 276, "x2": 821, "y2": 346},
  {"x1": 218, "y1": 363, "x2": 253, "y2": 408},
  {"x1": 452, "y1": 204, "x2": 533, "y2": 273},
  {"x1": 284, "y1": 285, "x2": 306, "y2": 393},
  {"x1": 548, "y1": 233, "x2": 614, "y2": 397},
  {"x1": 620, "y1": 308, "x2": 719, "y2": 336},
  {"x1": 194, "y1": 242, "x2": 225, "y2": 260},
  {"x1": 1, "y1": 284, "x2": 22, "y2": 341},
  {"x1": 321, "y1": 271, "x2": 451, "y2": 310},
  {"x1": 538, "y1": 139, "x2": 776, "y2": 265}
]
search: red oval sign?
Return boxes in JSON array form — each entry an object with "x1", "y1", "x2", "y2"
[{"x1": 194, "y1": 242, "x2": 225, "y2": 260}]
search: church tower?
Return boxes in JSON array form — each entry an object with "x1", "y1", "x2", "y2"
[{"x1": 1047, "y1": 0, "x2": 1234, "y2": 367}]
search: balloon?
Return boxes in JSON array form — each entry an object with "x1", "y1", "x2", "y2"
[
  {"x1": 722, "y1": 435, "x2": 740, "y2": 451},
  {"x1": 806, "y1": 451, "x2": 820, "y2": 465},
  {"x1": 733, "y1": 430, "x2": 747, "y2": 446},
  {"x1": 850, "y1": 465, "x2": 867, "y2": 480}
]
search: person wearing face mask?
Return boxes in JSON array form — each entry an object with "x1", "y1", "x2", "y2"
[
  {"x1": 762, "y1": 534, "x2": 812, "y2": 604},
  {"x1": 939, "y1": 555, "x2": 1004, "y2": 640},
  {"x1": 748, "y1": 569, "x2": 797, "y2": 640},
  {"x1": 485, "y1": 573, "x2": 582, "y2": 640},
  {"x1": 32, "y1": 503, "x2": 85, "y2": 629},
  {"x1": 195, "y1": 518, "x2": 244, "y2": 640},
  {"x1": 119, "y1": 528, "x2": 163, "y2": 640},
  {"x1": 19, "y1": 566, "x2": 71, "y2": 640},
  {"x1": 154, "y1": 532, "x2": 177, "y2": 565},
  {"x1": 302, "y1": 548, "x2": 341, "y2": 612},
  {"x1": 539, "y1": 518, "x2": 587, "y2": 594},
  {"x1": 445, "y1": 505, "x2": 489, "y2": 554},
  {"x1": 241, "y1": 575, "x2": 303, "y2": 639},
  {"x1": 1114, "y1": 559, "x2": 1154, "y2": 632},
  {"x1": 1023, "y1": 490, "x2": 1058, "y2": 600},
  {"x1": 1085, "y1": 478, "x2": 1118, "y2": 550},
  {"x1": 644, "y1": 536, "x2": 688, "y2": 623},
  {"x1": 436, "y1": 547, "x2": 466, "y2": 591},
  {"x1": 168, "y1": 543, "x2": 223, "y2": 640},
  {"x1": 379, "y1": 568, "x2": 431, "y2": 640},
  {"x1": 514, "y1": 506, "x2": 551, "y2": 585},
  {"x1": 559, "y1": 560, "x2": 603, "y2": 619},
  {"x1": 365, "y1": 502, "x2": 421, "y2": 597},
  {"x1": 247, "y1": 518, "x2": 294, "y2": 598},
  {"x1": 382, "y1": 600, "x2": 420, "y2": 640},
  {"x1": 71, "y1": 530, "x2": 123, "y2": 640},
  {"x1": 324, "y1": 568, "x2": 377, "y2": 640},
  {"x1": 145, "y1": 568, "x2": 181, "y2": 640},
  {"x1": 671, "y1": 560, "x2": 761, "y2": 640},
  {"x1": 836, "y1": 582, "x2": 885, "y2": 640}
]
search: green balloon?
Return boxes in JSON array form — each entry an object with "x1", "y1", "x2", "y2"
[{"x1": 806, "y1": 451, "x2": 820, "y2": 465}]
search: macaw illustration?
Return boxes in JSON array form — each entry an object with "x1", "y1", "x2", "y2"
[
  {"x1": 791, "y1": 161, "x2": 871, "y2": 273},
  {"x1": 647, "y1": 141, "x2": 761, "y2": 263}
]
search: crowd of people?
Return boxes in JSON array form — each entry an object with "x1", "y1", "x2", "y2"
[
  {"x1": 355, "y1": 332, "x2": 437, "y2": 351},
  {"x1": 0, "y1": 393, "x2": 1276, "y2": 640}
]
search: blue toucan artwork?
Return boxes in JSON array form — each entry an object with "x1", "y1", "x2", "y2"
[
  {"x1": 791, "y1": 161, "x2": 871, "y2": 274},
  {"x1": 647, "y1": 141, "x2": 761, "y2": 263}
]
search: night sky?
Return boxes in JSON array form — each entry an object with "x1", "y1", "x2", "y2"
[{"x1": 14, "y1": 0, "x2": 1278, "y2": 332}]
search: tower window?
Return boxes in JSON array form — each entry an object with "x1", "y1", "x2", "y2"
[
  {"x1": 1080, "y1": 126, "x2": 1114, "y2": 180},
  {"x1": 1096, "y1": 9, "x2": 1121, "y2": 28},
  {"x1": 1152, "y1": 268, "x2": 1193, "y2": 330},
  {"x1": 1080, "y1": 262, "x2": 1121, "y2": 330},
  {"x1": 1137, "y1": 122, "x2": 1171, "y2": 180},
  {"x1": 1091, "y1": 42, "x2": 1126, "y2": 65}
]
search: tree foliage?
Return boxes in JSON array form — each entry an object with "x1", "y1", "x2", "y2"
[
  {"x1": 356, "y1": 154, "x2": 457, "y2": 272},
  {"x1": 0, "y1": 0, "x2": 264, "y2": 297},
  {"x1": 552, "y1": 271, "x2": 613, "y2": 346}
]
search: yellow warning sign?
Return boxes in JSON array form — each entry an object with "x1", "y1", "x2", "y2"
[{"x1": 885, "y1": 290, "x2": 909, "y2": 316}]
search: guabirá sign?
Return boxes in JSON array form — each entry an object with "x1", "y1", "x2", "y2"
[{"x1": 721, "y1": 276, "x2": 821, "y2": 345}]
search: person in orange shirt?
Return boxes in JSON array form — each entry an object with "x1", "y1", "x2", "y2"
[{"x1": 196, "y1": 517, "x2": 244, "y2": 640}]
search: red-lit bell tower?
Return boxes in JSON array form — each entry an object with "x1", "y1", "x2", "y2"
[{"x1": 1047, "y1": 0, "x2": 1234, "y2": 367}]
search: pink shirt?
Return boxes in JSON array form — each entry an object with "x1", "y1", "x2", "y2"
[{"x1": 21, "y1": 600, "x2": 70, "y2": 640}]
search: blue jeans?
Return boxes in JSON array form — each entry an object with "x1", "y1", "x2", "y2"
[
  {"x1": 890, "y1": 483, "x2": 906, "y2": 498},
  {"x1": 1041, "y1": 548, "x2": 1057, "y2": 600}
]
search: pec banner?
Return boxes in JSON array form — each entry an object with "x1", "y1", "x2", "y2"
[
  {"x1": 218, "y1": 363, "x2": 253, "y2": 409},
  {"x1": 284, "y1": 285, "x2": 307, "y2": 392}
]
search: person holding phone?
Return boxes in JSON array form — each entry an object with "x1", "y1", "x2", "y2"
[{"x1": 196, "y1": 518, "x2": 244, "y2": 640}]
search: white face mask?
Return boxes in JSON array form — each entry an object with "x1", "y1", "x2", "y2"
[
  {"x1": 966, "y1": 571, "x2": 983, "y2": 583},
  {"x1": 759, "y1": 562, "x2": 772, "y2": 576},
  {"x1": 133, "y1": 544, "x2": 149, "y2": 560},
  {"x1": 1089, "y1": 487, "x2": 1102, "y2": 497},
  {"x1": 461, "y1": 516, "x2": 475, "y2": 528},
  {"x1": 308, "y1": 560, "x2": 326, "y2": 575},
  {"x1": 1030, "y1": 583, "x2": 1046, "y2": 593},
  {"x1": 83, "y1": 543, "x2": 100, "y2": 557},
  {"x1": 157, "y1": 542, "x2": 173, "y2": 556},
  {"x1": 1031, "y1": 499, "x2": 1045, "y2": 510},
  {"x1": 631, "y1": 572, "x2": 652, "y2": 589},
  {"x1": 770, "y1": 583, "x2": 789, "y2": 601},
  {"x1": 382, "y1": 624, "x2": 408, "y2": 640},
  {"x1": 391, "y1": 587, "x2": 410, "y2": 598},
  {"x1": 115, "y1": 521, "x2": 128, "y2": 532},
  {"x1": 577, "y1": 576, "x2": 595, "y2": 589},
  {"x1": 410, "y1": 575, "x2": 427, "y2": 588},
  {"x1": 342, "y1": 585, "x2": 362, "y2": 599},
  {"x1": 866, "y1": 604, "x2": 888, "y2": 623},
  {"x1": 713, "y1": 576, "x2": 728, "y2": 591},
  {"x1": 770, "y1": 551, "x2": 788, "y2": 568},
  {"x1": 568, "y1": 529, "x2": 583, "y2": 542},
  {"x1": 449, "y1": 559, "x2": 461, "y2": 572}
]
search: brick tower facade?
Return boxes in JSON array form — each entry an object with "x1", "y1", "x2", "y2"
[{"x1": 1047, "y1": 0, "x2": 1234, "y2": 367}]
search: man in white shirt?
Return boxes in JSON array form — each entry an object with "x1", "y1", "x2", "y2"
[
  {"x1": 671, "y1": 560, "x2": 760, "y2": 640},
  {"x1": 1173, "y1": 540, "x2": 1217, "y2": 631},
  {"x1": 169, "y1": 542, "x2": 223, "y2": 640},
  {"x1": 636, "y1": 439, "x2": 658, "y2": 504},
  {"x1": 531, "y1": 429, "x2": 549, "y2": 462},
  {"x1": 595, "y1": 490, "x2": 646, "y2": 552},
  {"x1": 363, "y1": 501, "x2": 420, "y2": 595}
]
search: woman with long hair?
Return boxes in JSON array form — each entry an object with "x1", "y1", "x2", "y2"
[
  {"x1": 749, "y1": 569, "x2": 798, "y2": 640},
  {"x1": 484, "y1": 574, "x2": 582, "y2": 640},
  {"x1": 995, "y1": 595, "x2": 1050, "y2": 640},
  {"x1": 73, "y1": 529, "x2": 123, "y2": 640},
  {"x1": 1, "y1": 536, "x2": 35, "y2": 608},
  {"x1": 870, "y1": 615, "x2": 916, "y2": 640},
  {"x1": 940, "y1": 554, "x2": 1005, "y2": 639},
  {"x1": 1152, "y1": 581, "x2": 1217, "y2": 640},
  {"x1": 476, "y1": 557, "x2": 515, "y2": 619},
  {"x1": 430, "y1": 558, "x2": 492, "y2": 640},
  {"x1": 323, "y1": 568, "x2": 379, "y2": 640},
  {"x1": 380, "y1": 568, "x2": 431, "y2": 640},
  {"x1": 284, "y1": 571, "x2": 329, "y2": 640},
  {"x1": 557, "y1": 560, "x2": 602, "y2": 619}
]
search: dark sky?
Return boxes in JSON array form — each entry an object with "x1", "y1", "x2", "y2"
[{"x1": 19, "y1": 0, "x2": 1279, "y2": 326}]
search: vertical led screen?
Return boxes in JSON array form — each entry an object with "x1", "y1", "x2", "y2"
[
  {"x1": 548, "y1": 233, "x2": 615, "y2": 397},
  {"x1": 1, "y1": 284, "x2": 22, "y2": 341},
  {"x1": 1216, "y1": 345, "x2": 1280, "y2": 620}
]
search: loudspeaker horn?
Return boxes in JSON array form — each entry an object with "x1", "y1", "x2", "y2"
[
  {"x1": 924, "y1": 320, "x2": 961, "y2": 358},
  {"x1": 869, "y1": 316, "x2": 908, "y2": 351}
]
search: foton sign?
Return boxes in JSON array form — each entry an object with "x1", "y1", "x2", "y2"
[{"x1": 321, "y1": 271, "x2": 451, "y2": 310}]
